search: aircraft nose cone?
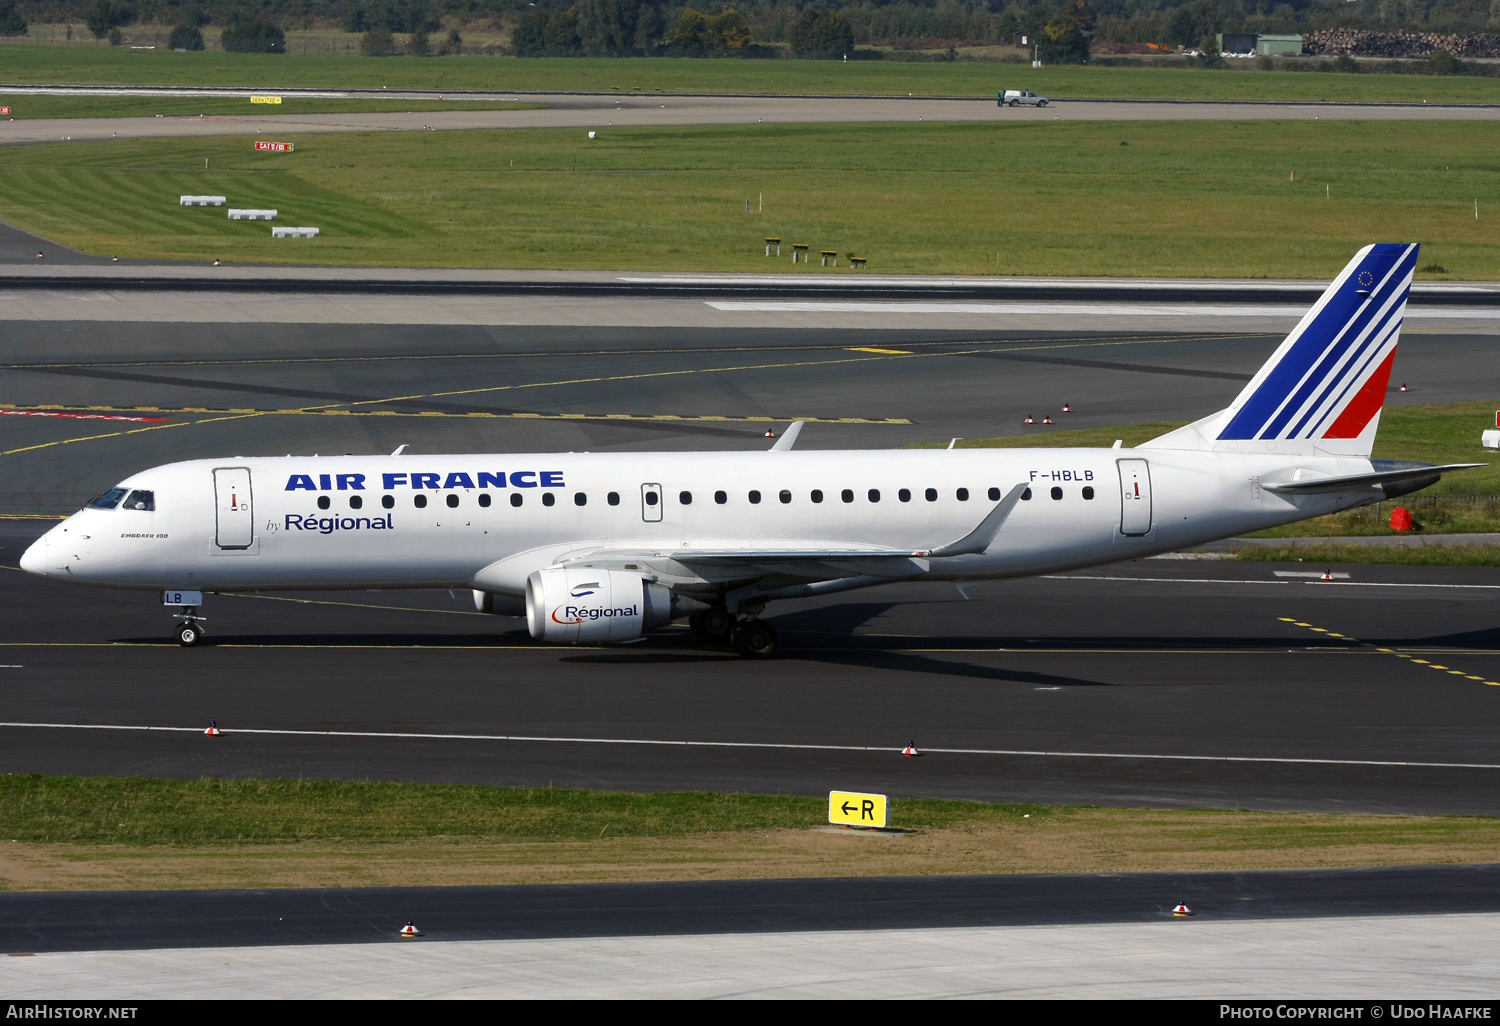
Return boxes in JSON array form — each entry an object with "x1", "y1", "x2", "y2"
[{"x1": 19, "y1": 532, "x2": 49, "y2": 576}]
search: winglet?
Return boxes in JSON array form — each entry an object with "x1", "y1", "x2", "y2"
[
  {"x1": 391, "y1": 444, "x2": 408, "y2": 456},
  {"x1": 770, "y1": 421, "x2": 804, "y2": 452},
  {"x1": 925, "y1": 482, "x2": 1029, "y2": 557}
]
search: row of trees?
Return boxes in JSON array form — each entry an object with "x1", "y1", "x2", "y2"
[{"x1": 10, "y1": 0, "x2": 1500, "y2": 51}]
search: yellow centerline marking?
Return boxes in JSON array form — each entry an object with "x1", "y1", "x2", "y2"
[
  {"x1": 1277, "y1": 617, "x2": 1500, "y2": 686},
  {"x1": 847, "y1": 347, "x2": 912, "y2": 355}
]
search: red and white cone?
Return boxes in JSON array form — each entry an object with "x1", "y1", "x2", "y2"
[
  {"x1": 1321, "y1": 569, "x2": 1334, "y2": 582},
  {"x1": 400, "y1": 921, "x2": 420, "y2": 937},
  {"x1": 764, "y1": 429, "x2": 775, "y2": 438},
  {"x1": 1399, "y1": 383, "x2": 1409, "y2": 392},
  {"x1": 204, "y1": 720, "x2": 221, "y2": 737},
  {"x1": 1061, "y1": 403, "x2": 1071, "y2": 413},
  {"x1": 1172, "y1": 902, "x2": 1193, "y2": 917},
  {"x1": 1042, "y1": 416, "x2": 1053, "y2": 425},
  {"x1": 1023, "y1": 416, "x2": 1034, "y2": 425},
  {"x1": 901, "y1": 740, "x2": 921, "y2": 757}
]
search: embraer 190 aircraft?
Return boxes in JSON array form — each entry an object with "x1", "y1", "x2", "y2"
[{"x1": 19, "y1": 244, "x2": 1482, "y2": 657}]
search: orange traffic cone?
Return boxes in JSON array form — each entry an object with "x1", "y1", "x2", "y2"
[
  {"x1": 1061, "y1": 403, "x2": 1071, "y2": 413},
  {"x1": 764, "y1": 429, "x2": 775, "y2": 438},
  {"x1": 1321, "y1": 569, "x2": 1334, "y2": 581},
  {"x1": 1042, "y1": 416, "x2": 1053, "y2": 425},
  {"x1": 902, "y1": 740, "x2": 921, "y2": 757},
  {"x1": 1023, "y1": 416, "x2": 1034, "y2": 425},
  {"x1": 1399, "y1": 383, "x2": 1409, "y2": 392},
  {"x1": 1172, "y1": 902, "x2": 1193, "y2": 917},
  {"x1": 400, "y1": 921, "x2": 420, "y2": 937},
  {"x1": 204, "y1": 720, "x2": 221, "y2": 737}
]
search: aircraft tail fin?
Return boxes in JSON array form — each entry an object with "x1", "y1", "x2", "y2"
[{"x1": 1142, "y1": 243, "x2": 1418, "y2": 458}]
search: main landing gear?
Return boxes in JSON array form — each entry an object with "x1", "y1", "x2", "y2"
[
  {"x1": 689, "y1": 609, "x2": 778, "y2": 659},
  {"x1": 173, "y1": 606, "x2": 206, "y2": 647}
]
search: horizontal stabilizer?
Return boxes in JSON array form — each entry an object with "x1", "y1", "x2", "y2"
[{"x1": 1264, "y1": 461, "x2": 1484, "y2": 496}]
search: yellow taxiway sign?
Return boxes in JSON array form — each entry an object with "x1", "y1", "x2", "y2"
[{"x1": 828, "y1": 790, "x2": 888, "y2": 828}]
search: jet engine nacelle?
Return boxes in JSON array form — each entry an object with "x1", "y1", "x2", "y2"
[{"x1": 525, "y1": 567, "x2": 676, "y2": 644}]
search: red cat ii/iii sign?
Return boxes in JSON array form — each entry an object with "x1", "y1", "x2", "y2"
[{"x1": 254, "y1": 141, "x2": 294, "y2": 152}]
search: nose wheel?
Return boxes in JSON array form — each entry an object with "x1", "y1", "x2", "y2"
[{"x1": 172, "y1": 607, "x2": 206, "y2": 647}]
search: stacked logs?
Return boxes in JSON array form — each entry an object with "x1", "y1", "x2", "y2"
[{"x1": 1302, "y1": 29, "x2": 1500, "y2": 58}]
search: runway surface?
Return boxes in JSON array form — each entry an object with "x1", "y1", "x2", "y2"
[
  {"x1": 1, "y1": 319, "x2": 1496, "y2": 512},
  {"x1": 2, "y1": 516, "x2": 1498, "y2": 813},
  {"x1": 5, "y1": 865, "x2": 1499, "y2": 952},
  {"x1": 5, "y1": 92, "x2": 1499, "y2": 147}
]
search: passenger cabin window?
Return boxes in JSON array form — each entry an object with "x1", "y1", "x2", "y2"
[
  {"x1": 925, "y1": 488, "x2": 937, "y2": 502},
  {"x1": 478, "y1": 494, "x2": 491, "y2": 508},
  {"x1": 350, "y1": 496, "x2": 363, "y2": 510},
  {"x1": 510, "y1": 493, "x2": 523, "y2": 507},
  {"x1": 383, "y1": 495, "x2": 395, "y2": 509},
  {"x1": 575, "y1": 493, "x2": 588, "y2": 506},
  {"x1": 811, "y1": 489, "x2": 823, "y2": 503},
  {"x1": 956, "y1": 488, "x2": 969, "y2": 501},
  {"x1": 898, "y1": 488, "x2": 911, "y2": 502},
  {"x1": 446, "y1": 494, "x2": 459, "y2": 508},
  {"x1": 88, "y1": 487, "x2": 129, "y2": 510},
  {"x1": 679, "y1": 491, "x2": 692, "y2": 505},
  {"x1": 414, "y1": 494, "x2": 428, "y2": 509},
  {"x1": 868, "y1": 489, "x2": 881, "y2": 503},
  {"x1": 317, "y1": 495, "x2": 331, "y2": 510},
  {"x1": 988, "y1": 487, "x2": 1001, "y2": 501},
  {"x1": 779, "y1": 490, "x2": 792, "y2": 504},
  {"x1": 841, "y1": 489, "x2": 854, "y2": 503},
  {"x1": 749, "y1": 490, "x2": 762, "y2": 504},
  {"x1": 1050, "y1": 486, "x2": 1063, "y2": 500},
  {"x1": 123, "y1": 490, "x2": 154, "y2": 511},
  {"x1": 542, "y1": 493, "x2": 556, "y2": 507},
  {"x1": 714, "y1": 490, "x2": 727, "y2": 504},
  {"x1": 1082, "y1": 486, "x2": 1095, "y2": 500},
  {"x1": 608, "y1": 492, "x2": 620, "y2": 506}
]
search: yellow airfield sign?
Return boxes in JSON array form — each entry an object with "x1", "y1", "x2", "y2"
[
  {"x1": 250, "y1": 95, "x2": 283, "y2": 104},
  {"x1": 828, "y1": 790, "x2": 888, "y2": 828}
]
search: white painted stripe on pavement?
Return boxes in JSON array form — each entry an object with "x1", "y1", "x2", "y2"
[
  {"x1": 705, "y1": 301, "x2": 1500, "y2": 318},
  {"x1": 1046, "y1": 574, "x2": 1500, "y2": 590},
  {"x1": 0, "y1": 721, "x2": 1495, "y2": 770}
]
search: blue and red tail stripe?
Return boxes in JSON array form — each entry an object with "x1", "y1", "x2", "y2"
[{"x1": 1217, "y1": 243, "x2": 1417, "y2": 442}]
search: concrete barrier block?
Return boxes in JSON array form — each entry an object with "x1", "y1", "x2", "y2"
[
  {"x1": 180, "y1": 195, "x2": 227, "y2": 206},
  {"x1": 1483, "y1": 429, "x2": 1500, "y2": 450},
  {"x1": 271, "y1": 227, "x2": 320, "y2": 238},
  {"x1": 228, "y1": 209, "x2": 277, "y2": 221}
]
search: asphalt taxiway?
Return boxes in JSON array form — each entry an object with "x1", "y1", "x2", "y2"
[
  {"x1": 2, "y1": 517, "x2": 1497, "y2": 813},
  {"x1": 6, "y1": 92, "x2": 1500, "y2": 147}
]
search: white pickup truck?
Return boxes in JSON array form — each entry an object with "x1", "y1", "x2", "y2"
[{"x1": 998, "y1": 89, "x2": 1049, "y2": 107}]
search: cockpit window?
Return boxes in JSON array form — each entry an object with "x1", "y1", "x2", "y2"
[
  {"x1": 122, "y1": 490, "x2": 155, "y2": 511},
  {"x1": 87, "y1": 487, "x2": 129, "y2": 510}
]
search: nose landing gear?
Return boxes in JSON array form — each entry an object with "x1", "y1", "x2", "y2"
[{"x1": 173, "y1": 607, "x2": 206, "y2": 647}]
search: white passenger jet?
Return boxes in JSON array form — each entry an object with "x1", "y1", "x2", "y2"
[{"x1": 19, "y1": 244, "x2": 1481, "y2": 657}]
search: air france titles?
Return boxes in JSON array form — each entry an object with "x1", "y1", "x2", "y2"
[{"x1": 283, "y1": 471, "x2": 566, "y2": 491}]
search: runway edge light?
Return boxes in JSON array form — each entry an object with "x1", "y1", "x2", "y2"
[
  {"x1": 400, "y1": 921, "x2": 420, "y2": 937},
  {"x1": 828, "y1": 790, "x2": 888, "y2": 829},
  {"x1": 1172, "y1": 903, "x2": 1193, "y2": 917},
  {"x1": 204, "y1": 720, "x2": 220, "y2": 737}
]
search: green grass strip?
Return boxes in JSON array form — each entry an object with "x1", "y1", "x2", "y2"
[
  {"x1": 0, "y1": 95, "x2": 538, "y2": 119},
  {"x1": 0, "y1": 774, "x2": 1047, "y2": 844},
  {"x1": 3, "y1": 120, "x2": 1500, "y2": 275},
  {"x1": 5, "y1": 48, "x2": 1500, "y2": 103},
  {"x1": 1233, "y1": 543, "x2": 1500, "y2": 566}
]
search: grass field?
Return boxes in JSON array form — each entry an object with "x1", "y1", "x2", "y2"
[
  {"x1": 0, "y1": 95, "x2": 536, "y2": 118},
  {"x1": 1, "y1": 120, "x2": 1497, "y2": 276},
  {"x1": 4, "y1": 46, "x2": 1500, "y2": 104},
  {"x1": 2, "y1": 775, "x2": 1496, "y2": 890}
]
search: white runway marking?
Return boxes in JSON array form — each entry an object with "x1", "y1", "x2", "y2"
[
  {"x1": 0, "y1": 721, "x2": 1496, "y2": 771},
  {"x1": 706, "y1": 300, "x2": 1500, "y2": 319},
  {"x1": 1047, "y1": 574, "x2": 1500, "y2": 590}
]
